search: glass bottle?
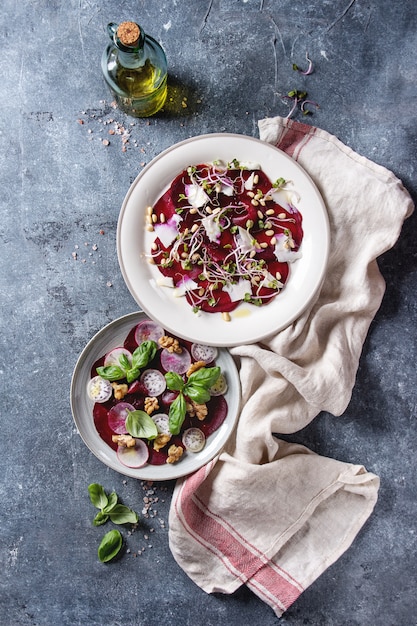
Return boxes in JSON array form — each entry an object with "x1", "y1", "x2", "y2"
[{"x1": 101, "y1": 21, "x2": 167, "y2": 117}]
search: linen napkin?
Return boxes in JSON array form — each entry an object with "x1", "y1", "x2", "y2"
[{"x1": 168, "y1": 117, "x2": 414, "y2": 616}]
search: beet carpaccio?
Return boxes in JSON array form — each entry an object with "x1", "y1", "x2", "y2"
[
  {"x1": 87, "y1": 318, "x2": 228, "y2": 469},
  {"x1": 146, "y1": 160, "x2": 303, "y2": 321}
]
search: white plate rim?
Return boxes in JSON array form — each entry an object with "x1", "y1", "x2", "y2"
[
  {"x1": 70, "y1": 311, "x2": 241, "y2": 480},
  {"x1": 117, "y1": 133, "x2": 330, "y2": 346}
]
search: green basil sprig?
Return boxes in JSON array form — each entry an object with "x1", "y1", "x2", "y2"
[
  {"x1": 165, "y1": 366, "x2": 220, "y2": 435},
  {"x1": 98, "y1": 529, "x2": 123, "y2": 563},
  {"x1": 88, "y1": 483, "x2": 139, "y2": 527},
  {"x1": 96, "y1": 340, "x2": 157, "y2": 383}
]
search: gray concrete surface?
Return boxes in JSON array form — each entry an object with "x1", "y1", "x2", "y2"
[{"x1": 1, "y1": 1, "x2": 416, "y2": 624}]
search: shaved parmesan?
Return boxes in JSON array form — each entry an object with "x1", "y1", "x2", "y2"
[
  {"x1": 235, "y1": 226, "x2": 257, "y2": 253},
  {"x1": 174, "y1": 276, "x2": 199, "y2": 297},
  {"x1": 156, "y1": 276, "x2": 174, "y2": 288},
  {"x1": 185, "y1": 182, "x2": 210, "y2": 208},
  {"x1": 223, "y1": 279, "x2": 252, "y2": 302},
  {"x1": 244, "y1": 172, "x2": 255, "y2": 190},
  {"x1": 274, "y1": 234, "x2": 302, "y2": 263},
  {"x1": 154, "y1": 214, "x2": 182, "y2": 247},
  {"x1": 201, "y1": 214, "x2": 221, "y2": 242}
]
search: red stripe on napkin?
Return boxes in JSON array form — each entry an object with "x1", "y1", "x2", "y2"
[
  {"x1": 174, "y1": 464, "x2": 304, "y2": 612},
  {"x1": 276, "y1": 119, "x2": 317, "y2": 160}
]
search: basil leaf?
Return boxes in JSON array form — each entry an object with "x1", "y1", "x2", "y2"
[
  {"x1": 131, "y1": 340, "x2": 157, "y2": 370},
  {"x1": 103, "y1": 491, "x2": 118, "y2": 513},
  {"x1": 168, "y1": 393, "x2": 187, "y2": 435},
  {"x1": 126, "y1": 410, "x2": 158, "y2": 440},
  {"x1": 108, "y1": 504, "x2": 139, "y2": 525},
  {"x1": 93, "y1": 511, "x2": 109, "y2": 527},
  {"x1": 88, "y1": 483, "x2": 108, "y2": 510},
  {"x1": 185, "y1": 384, "x2": 211, "y2": 404},
  {"x1": 188, "y1": 366, "x2": 221, "y2": 389},
  {"x1": 119, "y1": 353, "x2": 131, "y2": 371},
  {"x1": 98, "y1": 529, "x2": 123, "y2": 563},
  {"x1": 165, "y1": 371, "x2": 185, "y2": 392},
  {"x1": 126, "y1": 367, "x2": 141, "y2": 384},
  {"x1": 96, "y1": 365, "x2": 125, "y2": 382}
]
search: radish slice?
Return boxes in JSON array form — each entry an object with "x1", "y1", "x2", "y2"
[
  {"x1": 182, "y1": 428, "x2": 206, "y2": 452},
  {"x1": 160, "y1": 347, "x2": 191, "y2": 374},
  {"x1": 210, "y1": 372, "x2": 228, "y2": 396},
  {"x1": 87, "y1": 376, "x2": 113, "y2": 403},
  {"x1": 116, "y1": 439, "x2": 149, "y2": 468},
  {"x1": 151, "y1": 413, "x2": 171, "y2": 435},
  {"x1": 161, "y1": 390, "x2": 178, "y2": 405},
  {"x1": 104, "y1": 347, "x2": 132, "y2": 369},
  {"x1": 108, "y1": 402, "x2": 134, "y2": 434},
  {"x1": 140, "y1": 369, "x2": 167, "y2": 396},
  {"x1": 191, "y1": 343, "x2": 218, "y2": 363},
  {"x1": 135, "y1": 320, "x2": 165, "y2": 345}
]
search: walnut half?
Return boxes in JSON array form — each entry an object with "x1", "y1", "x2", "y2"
[
  {"x1": 112, "y1": 434, "x2": 136, "y2": 448},
  {"x1": 144, "y1": 396, "x2": 159, "y2": 415},
  {"x1": 153, "y1": 433, "x2": 171, "y2": 451},
  {"x1": 186, "y1": 400, "x2": 208, "y2": 421},
  {"x1": 186, "y1": 360, "x2": 206, "y2": 378},
  {"x1": 158, "y1": 335, "x2": 182, "y2": 354},
  {"x1": 112, "y1": 382, "x2": 128, "y2": 400},
  {"x1": 166, "y1": 444, "x2": 184, "y2": 464}
]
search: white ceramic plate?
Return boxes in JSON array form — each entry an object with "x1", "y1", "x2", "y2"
[
  {"x1": 70, "y1": 312, "x2": 241, "y2": 480},
  {"x1": 117, "y1": 133, "x2": 329, "y2": 346}
]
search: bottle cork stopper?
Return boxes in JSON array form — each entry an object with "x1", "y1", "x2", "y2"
[{"x1": 117, "y1": 21, "x2": 140, "y2": 46}]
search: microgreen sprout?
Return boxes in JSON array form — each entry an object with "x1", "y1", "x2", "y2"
[
  {"x1": 300, "y1": 99, "x2": 320, "y2": 115},
  {"x1": 283, "y1": 89, "x2": 318, "y2": 119},
  {"x1": 273, "y1": 177, "x2": 287, "y2": 189},
  {"x1": 292, "y1": 52, "x2": 314, "y2": 75}
]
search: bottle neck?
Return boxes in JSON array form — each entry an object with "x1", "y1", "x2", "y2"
[{"x1": 107, "y1": 22, "x2": 146, "y2": 68}]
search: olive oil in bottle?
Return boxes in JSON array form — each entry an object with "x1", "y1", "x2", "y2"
[{"x1": 101, "y1": 21, "x2": 167, "y2": 117}]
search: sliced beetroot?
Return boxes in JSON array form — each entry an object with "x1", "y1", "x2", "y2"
[
  {"x1": 140, "y1": 369, "x2": 167, "y2": 396},
  {"x1": 94, "y1": 402, "x2": 118, "y2": 451},
  {"x1": 198, "y1": 395, "x2": 228, "y2": 437},
  {"x1": 108, "y1": 402, "x2": 134, "y2": 434},
  {"x1": 127, "y1": 380, "x2": 142, "y2": 395},
  {"x1": 187, "y1": 287, "x2": 238, "y2": 314},
  {"x1": 160, "y1": 347, "x2": 191, "y2": 374},
  {"x1": 116, "y1": 439, "x2": 149, "y2": 468},
  {"x1": 134, "y1": 320, "x2": 165, "y2": 345}
]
